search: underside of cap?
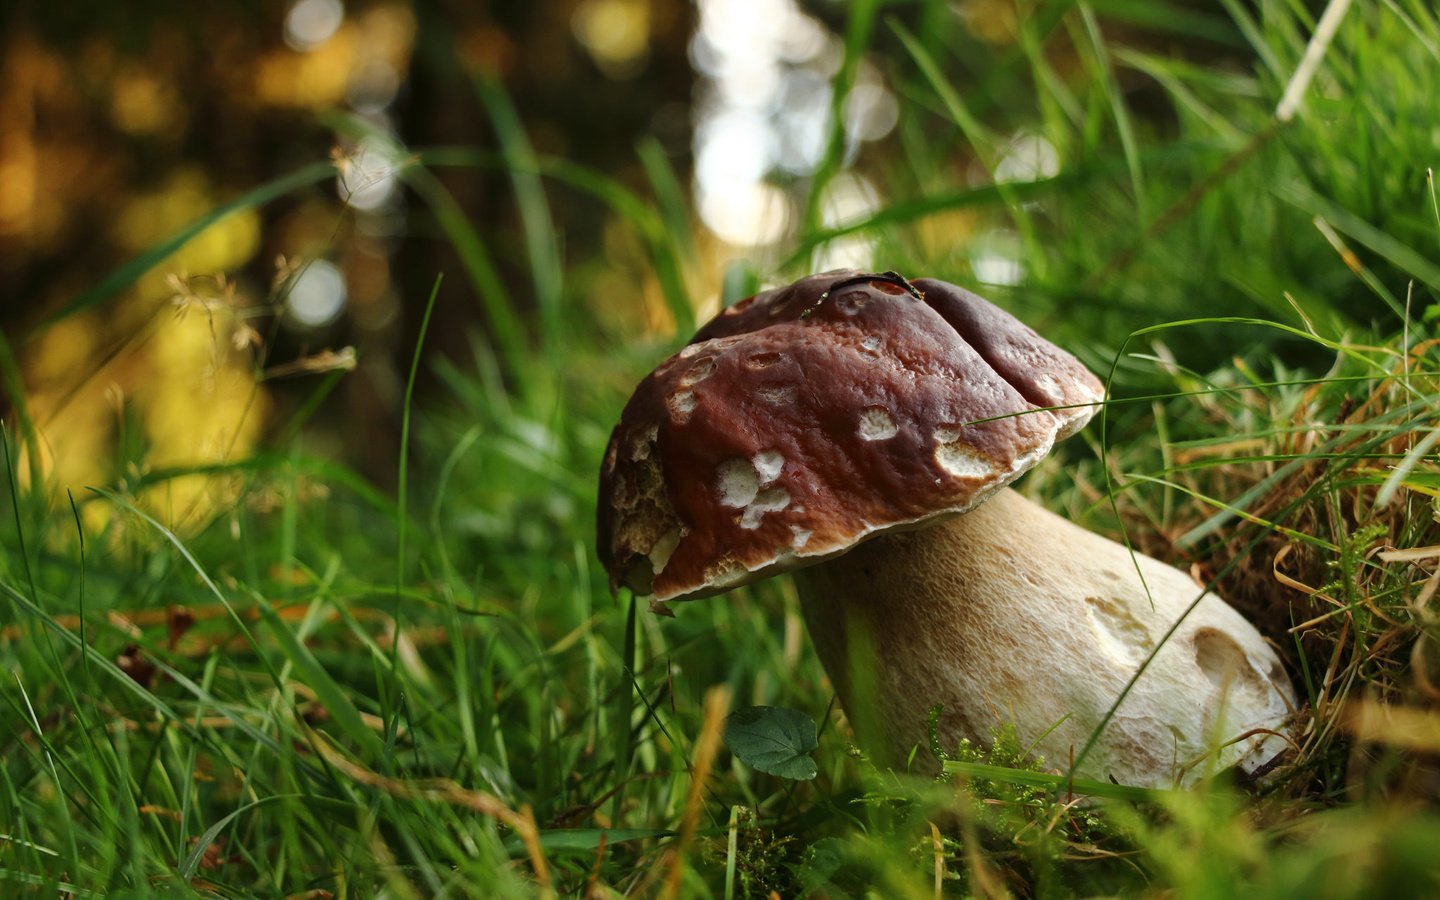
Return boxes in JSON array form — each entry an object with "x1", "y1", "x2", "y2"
[{"x1": 596, "y1": 270, "x2": 1105, "y2": 602}]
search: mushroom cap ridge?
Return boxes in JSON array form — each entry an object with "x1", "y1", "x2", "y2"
[{"x1": 597, "y1": 270, "x2": 1105, "y2": 601}]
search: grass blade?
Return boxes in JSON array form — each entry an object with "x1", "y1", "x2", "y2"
[
  {"x1": 178, "y1": 795, "x2": 298, "y2": 880},
  {"x1": 402, "y1": 166, "x2": 529, "y2": 383},
  {"x1": 476, "y1": 78, "x2": 565, "y2": 355},
  {"x1": 941, "y1": 759, "x2": 1170, "y2": 803},
  {"x1": 35, "y1": 161, "x2": 336, "y2": 333}
]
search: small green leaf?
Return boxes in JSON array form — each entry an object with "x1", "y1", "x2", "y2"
[{"x1": 723, "y1": 706, "x2": 819, "y2": 780}]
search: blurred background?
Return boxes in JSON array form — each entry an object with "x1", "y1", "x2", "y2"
[
  {"x1": 3, "y1": 0, "x2": 694, "y2": 507},
  {"x1": 1, "y1": 0, "x2": 1432, "y2": 526}
]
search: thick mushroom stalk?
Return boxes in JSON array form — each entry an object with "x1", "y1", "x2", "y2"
[
  {"x1": 794, "y1": 488, "x2": 1295, "y2": 786},
  {"x1": 597, "y1": 270, "x2": 1297, "y2": 789}
]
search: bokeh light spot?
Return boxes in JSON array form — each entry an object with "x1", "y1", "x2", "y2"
[
  {"x1": 285, "y1": 0, "x2": 345, "y2": 52},
  {"x1": 286, "y1": 259, "x2": 348, "y2": 328},
  {"x1": 970, "y1": 230, "x2": 1024, "y2": 286},
  {"x1": 572, "y1": 0, "x2": 651, "y2": 79}
]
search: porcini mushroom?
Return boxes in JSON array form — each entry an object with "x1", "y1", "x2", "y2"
[{"x1": 597, "y1": 270, "x2": 1295, "y2": 787}]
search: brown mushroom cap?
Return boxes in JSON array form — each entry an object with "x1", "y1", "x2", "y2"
[{"x1": 597, "y1": 269, "x2": 1105, "y2": 601}]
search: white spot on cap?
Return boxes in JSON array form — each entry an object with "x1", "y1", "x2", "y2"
[
  {"x1": 717, "y1": 458, "x2": 759, "y2": 508},
  {"x1": 746, "y1": 351, "x2": 785, "y2": 370},
  {"x1": 740, "y1": 488, "x2": 791, "y2": 529},
  {"x1": 757, "y1": 385, "x2": 796, "y2": 405},
  {"x1": 704, "y1": 558, "x2": 748, "y2": 589},
  {"x1": 1013, "y1": 440, "x2": 1052, "y2": 473},
  {"x1": 935, "y1": 428, "x2": 996, "y2": 479},
  {"x1": 669, "y1": 390, "x2": 698, "y2": 423},
  {"x1": 753, "y1": 450, "x2": 784, "y2": 485},
  {"x1": 834, "y1": 290, "x2": 867, "y2": 315},
  {"x1": 860, "y1": 335, "x2": 883, "y2": 354},
  {"x1": 937, "y1": 445, "x2": 995, "y2": 479},
  {"x1": 628, "y1": 426, "x2": 658, "y2": 461},
  {"x1": 1037, "y1": 373, "x2": 1062, "y2": 400},
  {"x1": 680, "y1": 357, "x2": 717, "y2": 387},
  {"x1": 857, "y1": 407, "x2": 898, "y2": 441},
  {"x1": 790, "y1": 525, "x2": 812, "y2": 549},
  {"x1": 648, "y1": 528, "x2": 682, "y2": 574}
]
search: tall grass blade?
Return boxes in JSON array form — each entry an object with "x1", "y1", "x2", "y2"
[
  {"x1": 941, "y1": 759, "x2": 1170, "y2": 803},
  {"x1": 800, "y1": 0, "x2": 883, "y2": 239},
  {"x1": 402, "y1": 166, "x2": 529, "y2": 383},
  {"x1": 610, "y1": 592, "x2": 638, "y2": 825},
  {"x1": 476, "y1": 79, "x2": 566, "y2": 355},
  {"x1": 36, "y1": 161, "x2": 336, "y2": 333}
]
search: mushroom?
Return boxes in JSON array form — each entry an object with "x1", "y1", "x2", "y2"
[{"x1": 597, "y1": 270, "x2": 1295, "y2": 787}]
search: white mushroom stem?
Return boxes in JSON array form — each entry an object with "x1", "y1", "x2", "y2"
[{"x1": 793, "y1": 488, "x2": 1296, "y2": 788}]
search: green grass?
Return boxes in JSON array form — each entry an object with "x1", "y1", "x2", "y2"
[{"x1": 4, "y1": 0, "x2": 1440, "y2": 896}]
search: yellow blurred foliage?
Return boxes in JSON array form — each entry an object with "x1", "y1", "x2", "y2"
[
  {"x1": 113, "y1": 169, "x2": 262, "y2": 272},
  {"x1": 256, "y1": 3, "x2": 415, "y2": 109},
  {"x1": 357, "y1": 4, "x2": 418, "y2": 69},
  {"x1": 109, "y1": 65, "x2": 182, "y2": 136},
  {"x1": 23, "y1": 315, "x2": 113, "y2": 492},
  {"x1": 257, "y1": 23, "x2": 357, "y2": 109},
  {"x1": 0, "y1": 150, "x2": 37, "y2": 239},
  {"x1": 25, "y1": 167, "x2": 270, "y2": 532},
  {"x1": 24, "y1": 297, "x2": 270, "y2": 536},
  {"x1": 914, "y1": 207, "x2": 978, "y2": 264},
  {"x1": 0, "y1": 37, "x2": 42, "y2": 239},
  {"x1": 138, "y1": 310, "x2": 269, "y2": 528}
]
